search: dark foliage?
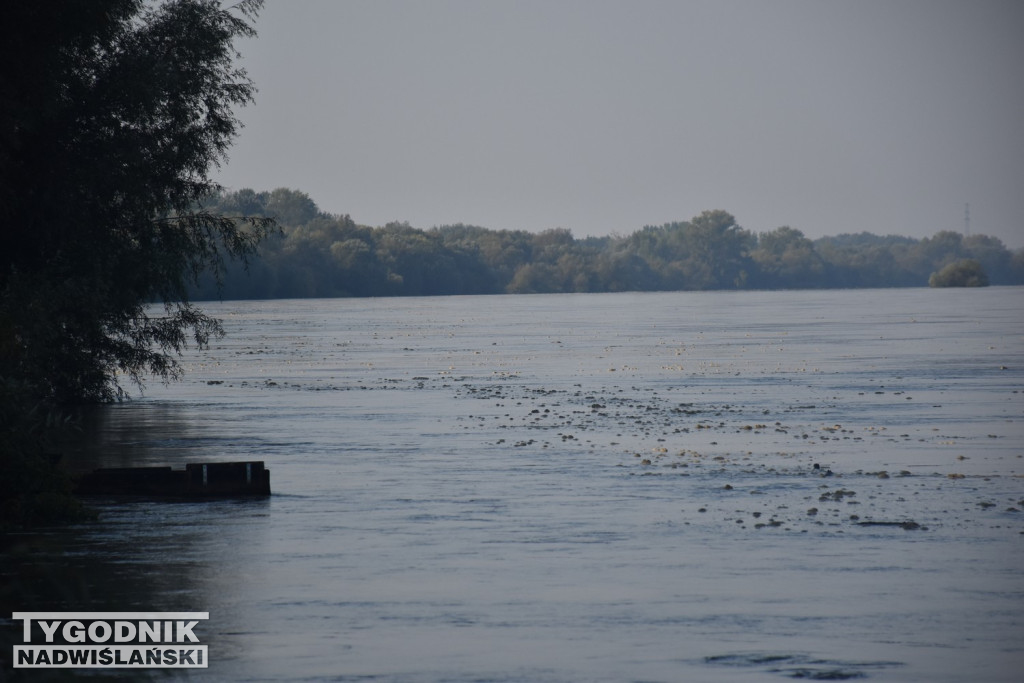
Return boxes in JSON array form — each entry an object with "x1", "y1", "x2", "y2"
[
  {"x1": 193, "y1": 189, "x2": 1024, "y2": 300},
  {"x1": 0, "y1": 379, "x2": 94, "y2": 530},
  {"x1": 929, "y1": 259, "x2": 989, "y2": 287},
  {"x1": 0, "y1": 1, "x2": 274, "y2": 527},
  {"x1": 0, "y1": 0, "x2": 276, "y2": 404}
]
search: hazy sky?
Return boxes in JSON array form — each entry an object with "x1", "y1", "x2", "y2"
[{"x1": 216, "y1": 0, "x2": 1024, "y2": 247}]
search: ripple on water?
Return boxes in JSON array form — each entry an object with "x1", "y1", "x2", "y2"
[{"x1": 704, "y1": 652, "x2": 904, "y2": 680}]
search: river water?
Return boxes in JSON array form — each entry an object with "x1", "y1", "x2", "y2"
[{"x1": 4, "y1": 288, "x2": 1024, "y2": 682}]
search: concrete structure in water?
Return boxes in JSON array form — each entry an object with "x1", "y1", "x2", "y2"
[{"x1": 75, "y1": 461, "x2": 271, "y2": 498}]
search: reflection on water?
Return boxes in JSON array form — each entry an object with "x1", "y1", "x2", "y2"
[
  {"x1": 1, "y1": 497, "x2": 270, "y2": 680},
  {"x1": 67, "y1": 402, "x2": 214, "y2": 473},
  {"x1": 3, "y1": 288, "x2": 1024, "y2": 682}
]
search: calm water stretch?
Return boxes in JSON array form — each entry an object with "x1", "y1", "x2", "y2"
[{"x1": 5, "y1": 288, "x2": 1024, "y2": 682}]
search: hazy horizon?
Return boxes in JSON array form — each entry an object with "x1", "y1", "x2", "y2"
[{"x1": 216, "y1": 0, "x2": 1024, "y2": 248}]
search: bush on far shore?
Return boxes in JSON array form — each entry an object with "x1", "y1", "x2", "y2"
[{"x1": 929, "y1": 259, "x2": 990, "y2": 287}]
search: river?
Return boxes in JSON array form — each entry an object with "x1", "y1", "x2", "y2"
[{"x1": 4, "y1": 288, "x2": 1023, "y2": 681}]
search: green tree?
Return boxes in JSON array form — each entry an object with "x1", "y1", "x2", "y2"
[
  {"x1": 963, "y1": 234, "x2": 1013, "y2": 284},
  {"x1": 814, "y1": 233, "x2": 919, "y2": 287},
  {"x1": 265, "y1": 187, "x2": 321, "y2": 226},
  {"x1": 595, "y1": 250, "x2": 660, "y2": 292},
  {"x1": 928, "y1": 259, "x2": 989, "y2": 287},
  {"x1": 751, "y1": 226, "x2": 825, "y2": 288},
  {"x1": 507, "y1": 263, "x2": 562, "y2": 294},
  {"x1": 686, "y1": 210, "x2": 754, "y2": 289},
  {"x1": 1012, "y1": 249, "x2": 1024, "y2": 283},
  {"x1": 213, "y1": 188, "x2": 270, "y2": 216},
  {"x1": 0, "y1": 0, "x2": 275, "y2": 404}
]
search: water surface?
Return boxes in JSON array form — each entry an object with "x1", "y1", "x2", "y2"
[{"x1": 4, "y1": 288, "x2": 1024, "y2": 681}]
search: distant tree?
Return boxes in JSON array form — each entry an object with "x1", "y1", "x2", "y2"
[
  {"x1": 468, "y1": 228, "x2": 534, "y2": 287},
  {"x1": 750, "y1": 226, "x2": 825, "y2": 288},
  {"x1": 814, "y1": 233, "x2": 919, "y2": 287},
  {"x1": 0, "y1": 0, "x2": 275, "y2": 403},
  {"x1": 916, "y1": 230, "x2": 964, "y2": 265},
  {"x1": 1012, "y1": 249, "x2": 1024, "y2": 283},
  {"x1": 929, "y1": 259, "x2": 989, "y2": 287},
  {"x1": 507, "y1": 263, "x2": 562, "y2": 294},
  {"x1": 679, "y1": 210, "x2": 754, "y2": 289},
  {"x1": 265, "y1": 187, "x2": 321, "y2": 226},
  {"x1": 963, "y1": 234, "x2": 1013, "y2": 284},
  {"x1": 189, "y1": 187, "x2": 1024, "y2": 298},
  {"x1": 596, "y1": 251, "x2": 660, "y2": 292},
  {"x1": 214, "y1": 188, "x2": 270, "y2": 216}
]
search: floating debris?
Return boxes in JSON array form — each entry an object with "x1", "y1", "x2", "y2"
[{"x1": 856, "y1": 521, "x2": 922, "y2": 530}]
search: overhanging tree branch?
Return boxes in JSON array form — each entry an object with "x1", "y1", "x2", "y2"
[{"x1": 0, "y1": 0, "x2": 276, "y2": 403}]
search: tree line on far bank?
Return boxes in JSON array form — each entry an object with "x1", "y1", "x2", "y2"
[{"x1": 193, "y1": 188, "x2": 1024, "y2": 300}]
